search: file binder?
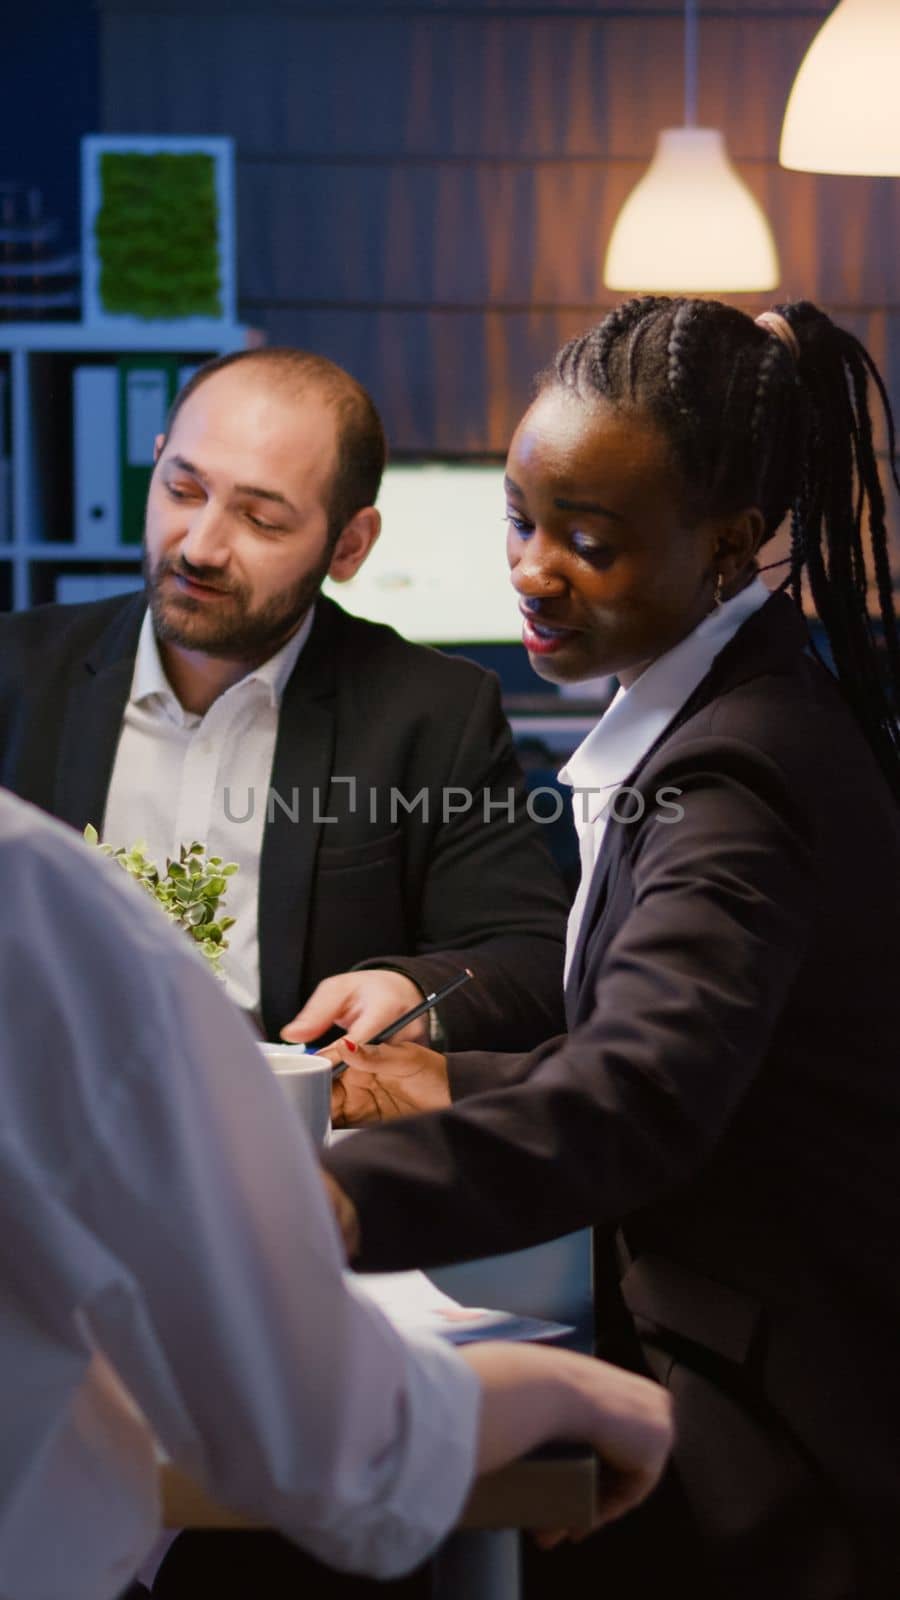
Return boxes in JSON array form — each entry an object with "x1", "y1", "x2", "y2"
[
  {"x1": 118, "y1": 357, "x2": 180, "y2": 543},
  {"x1": 72, "y1": 358, "x2": 209, "y2": 548},
  {"x1": 73, "y1": 365, "x2": 121, "y2": 549}
]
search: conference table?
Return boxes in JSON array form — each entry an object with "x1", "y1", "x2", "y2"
[{"x1": 161, "y1": 1227, "x2": 596, "y2": 1600}]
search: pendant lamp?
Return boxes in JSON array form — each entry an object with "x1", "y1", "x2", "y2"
[
  {"x1": 603, "y1": 0, "x2": 780, "y2": 292},
  {"x1": 780, "y1": 0, "x2": 900, "y2": 175}
]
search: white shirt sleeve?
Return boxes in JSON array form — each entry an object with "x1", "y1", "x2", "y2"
[{"x1": 0, "y1": 795, "x2": 480, "y2": 1582}]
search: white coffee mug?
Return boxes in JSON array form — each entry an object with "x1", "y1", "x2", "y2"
[{"x1": 259, "y1": 1043, "x2": 331, "y2": 1147}]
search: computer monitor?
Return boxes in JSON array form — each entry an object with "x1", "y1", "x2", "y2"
[{"x1": 323, "y1": 461, "x2": 520, "y2": 643}]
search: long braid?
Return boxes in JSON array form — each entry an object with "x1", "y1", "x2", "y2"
[
  {"x1": 779, "y1": 302, "x2": 900, "y2": 791},
  {"x1": 788, "y1": 500, "x2": 806, "y2": 613},
  {"x1": 749, "y1": 337, "x2": 791, "y2": 481},
  {"x1": 847, "y1": 351, "x2": 900, "y2": 689},
  {"x1": 544, "y1": 294, "x2": 900, "y2": 801}
]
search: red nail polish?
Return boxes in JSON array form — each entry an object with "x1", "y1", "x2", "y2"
[{"x1": 345, "y1": 1038, "x2": 358, "y2": 1053}]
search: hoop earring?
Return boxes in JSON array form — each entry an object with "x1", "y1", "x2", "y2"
[{"x1": 714, "y1": 572, "x2": 726, "y2": 605}]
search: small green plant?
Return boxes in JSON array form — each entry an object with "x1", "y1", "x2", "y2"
[{"x1": 84, "y1": 827, "x2": 237, "y2": 975}]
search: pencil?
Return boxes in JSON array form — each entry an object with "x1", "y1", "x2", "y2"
[
  {"x1": 330, "y1": 968, "x2": 475, "y2": 1077},
  {"x1": 366, "y1": 967, "x2": 475, "y2": 1044}
]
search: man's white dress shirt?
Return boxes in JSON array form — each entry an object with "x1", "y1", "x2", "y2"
[
  {"x1": 103, "y1": 608, "x2": 315, "y2": 1021},
  {"x1": 560, "y1": 579, "x2": 771, "y2": 979},
  {"x1": 0, "y1": 790, "x2": 479, "y2": 1600}
]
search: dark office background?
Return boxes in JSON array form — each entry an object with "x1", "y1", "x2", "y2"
[
  {"x1": 5, "y1": 1, "x2": 898, "y2": 477},
  {"x1": 3, "y1": 3, "x2": 99, "y2": 248},
  {"x1": 3, "y1": 0, "x2": 895, "y2": 864}
]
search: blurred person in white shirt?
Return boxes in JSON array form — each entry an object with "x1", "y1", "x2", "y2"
[{"x1": 0, "y1": 786, "x2": 670, "y2": 1600}]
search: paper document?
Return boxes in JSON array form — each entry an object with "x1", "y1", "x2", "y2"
[{"x1": 349, "y1": 1269, "x2": 572, "y2": 1346}]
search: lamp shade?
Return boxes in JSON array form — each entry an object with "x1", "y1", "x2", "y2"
[
  {"x1": 780, "y1": 0, "x2": 900, "y2": 175},
  {"x1": 604, "y1": 129, "x2": 779, "y2": 293}
]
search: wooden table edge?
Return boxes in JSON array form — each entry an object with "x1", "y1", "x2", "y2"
[{"x1": 161, "y1": 1451, "x2": 597, "y2": 1533}]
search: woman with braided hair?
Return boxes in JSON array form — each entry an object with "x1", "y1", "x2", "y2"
[
  {"x1": 318, "y1": 295, "x2": 900, "y2": 1599},
  {"x1": 517, "y1": 294, "x2": 900, "y2": 801}
]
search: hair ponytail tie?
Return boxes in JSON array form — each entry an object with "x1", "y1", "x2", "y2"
[{"x1": 754, "y1": 311, "x2": 800, "y2": 363}]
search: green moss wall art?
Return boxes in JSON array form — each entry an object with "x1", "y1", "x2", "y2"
[
  {"x1": 81, "y1": 135, "x2": 236, "y2": 328},
  {"x1": 96, "y1": 152, "x2": 221, "y2": 318}
]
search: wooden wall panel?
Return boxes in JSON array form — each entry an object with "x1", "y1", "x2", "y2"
[
  {"x1": 235, "y1": 159, "x2": 900, "y2": 311},
  {"x1": 101, "y1": 12, "x2": 825, "y2": 159},
  {"x1": 99, "y1": 0, "x2": 899, "y2": 515},
  {"x1": 256, "y1": 304, "x2": 900, "y2": 466},
  {"x1": 101, "y1": 1, "x2": 834, "y2": 16},
  {"x1": 255, "y1": 305, "x2": 580, "y2": 451}
]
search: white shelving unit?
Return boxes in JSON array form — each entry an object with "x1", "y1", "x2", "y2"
[{"x1": 0, "y1": 321, "x2": 252, "y2": 611}]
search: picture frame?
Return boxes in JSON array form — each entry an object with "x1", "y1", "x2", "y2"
[{"x1": 81, "y1": 135, "x2": 236, "y2": 332}]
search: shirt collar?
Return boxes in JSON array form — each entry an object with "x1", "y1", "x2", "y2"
[
  {"x1": 242, "y1": 604, "x2": 316, "y2": 705},
  {"x1": 132, "y1": 609, "x2": 178, "y2": 712},
  {"x1": 131, "y1": 602, "x2": 316, "y2": 723},
  {"x1": 559, "y1": 577, "x2": 771, "y2": 824}
]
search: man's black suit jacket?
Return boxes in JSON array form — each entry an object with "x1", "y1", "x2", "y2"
[
  {"x1": 0, "y1": 592, "x2": 568, "y2": 1046},
  {"x1": 327, "y1": 593, "x2": 900, "y2": 1595}
]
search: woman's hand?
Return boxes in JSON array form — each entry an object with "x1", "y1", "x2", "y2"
[{"x1": 319, "y1": 1038, "x2": 452, "y2": 1125}]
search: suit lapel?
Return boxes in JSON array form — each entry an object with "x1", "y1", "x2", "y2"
[
  {"x1": 563, "y1": 594, "x2": 809, "y2": 1021},
  {"x1": 53, "y1": 598, "x2": 146, "y2": 832},
  {"x1": 564, "y1": 843, "x2": 616, "y2": 1019},
  {"x1": 258, "y1": 601, "x2": 340, "y2": 1039}
]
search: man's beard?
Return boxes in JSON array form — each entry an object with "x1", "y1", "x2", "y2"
[{"x1": 143, "y1": 545, "x2": 333, "y2": 662}]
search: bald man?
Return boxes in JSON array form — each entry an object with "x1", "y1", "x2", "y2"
[{"x1": 0, "y1": 348, "x2": 567, "y2": 1050}]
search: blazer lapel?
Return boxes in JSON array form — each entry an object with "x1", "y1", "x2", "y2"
[
  {"x1": 53, "y1": 598, "x2": 146, "y2": 832},
  {"x1": 564, "y1": 844, "x2": 616, "y2": 1020},
  {"x1": 258, "y1": 602, "x2": 340, "y2": 1039},
  {"x1": 563, "y1": 592, "x2": 809, "y2": 1022}
]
